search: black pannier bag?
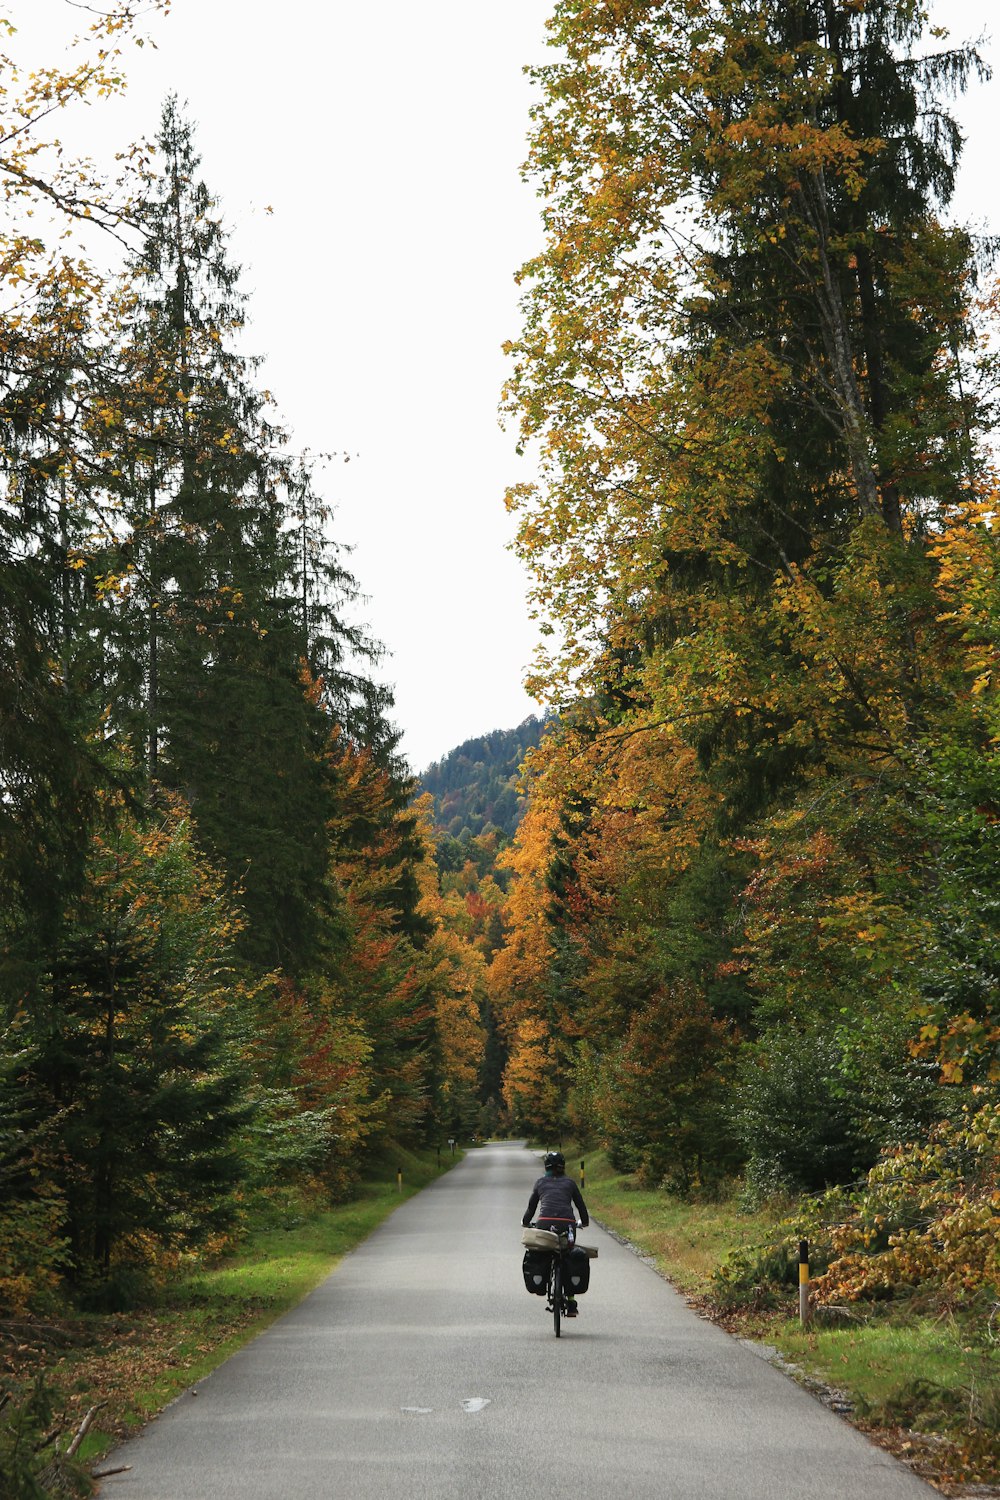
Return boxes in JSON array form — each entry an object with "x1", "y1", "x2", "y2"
[
  {"x1": 564, "y1": 1245, "x2": 591, "y2": 1296},
  {"x1": 522, "y1": 1247, "x2": 550, "y2": 1295}
]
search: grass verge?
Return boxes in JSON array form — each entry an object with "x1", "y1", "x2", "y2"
[
  {"x1": 568, "y1": 1147, "x2": 780, "y2": 1294},
  {"x1": 567, "y1": 1144, "x2": 1000, "y2": 1495},
  {"x1": 3, "y1": 1142, "x2": 460, "y2": 1471}
]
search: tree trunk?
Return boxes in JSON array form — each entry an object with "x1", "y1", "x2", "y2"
[
  {"x1": 148, "y1": 460, "x2": 159, "y2": 778},
  {"x1": 799, "y1": 170, "x2": 883, "y2": 523}
]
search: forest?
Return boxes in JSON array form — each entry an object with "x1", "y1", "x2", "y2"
[{"x1": 3, "y1": 0, "x2": 1000, "y2": 1459}]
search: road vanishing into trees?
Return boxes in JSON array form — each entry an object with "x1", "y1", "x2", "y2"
[{"x1": 100, "y1": 1142, "x2": 935, "y2": 1500}]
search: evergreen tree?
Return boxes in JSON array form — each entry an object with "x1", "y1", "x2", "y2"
[
  {"x1": 100, "y1": 98, "x2": 342, "y2": 972},
  {"x1": 286, "y1": 455, "x2": 395, "y2": 740},
  {"x1": 17, "y1": 797, "x2": 251, "y2": 1293},
  {"x1": 420, "y1": 716, "x2": 546, "y2": 840},
  {"x1": 0, "y1": 285, "x2": 112, "y2": 951}
]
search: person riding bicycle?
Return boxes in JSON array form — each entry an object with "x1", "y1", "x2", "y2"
[{"x1": 522, "y1": 1151, "x2": 589, "y2": 1316}]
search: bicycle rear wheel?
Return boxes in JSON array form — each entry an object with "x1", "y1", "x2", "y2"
[{"x1": 552, "y1": 1260, "x2": 562, "y2": 1338}]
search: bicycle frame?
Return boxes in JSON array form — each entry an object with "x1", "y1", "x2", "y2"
[{"x1": 544, "y1": 1229, "x2": 573, "y2": 1338}]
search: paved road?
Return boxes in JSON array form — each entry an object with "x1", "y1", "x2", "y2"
[{"x1": 100, "y1": 1142, "x2": 935, "y2": 1499}]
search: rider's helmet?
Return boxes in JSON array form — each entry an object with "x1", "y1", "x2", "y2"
[{"x1": 543, "y1": 1151, "x2": 565, "y2": 1173}]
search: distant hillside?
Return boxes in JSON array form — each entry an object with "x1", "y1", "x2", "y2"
[{"x1": 420, "y1": 716, "x2": 548, "y2": 841}]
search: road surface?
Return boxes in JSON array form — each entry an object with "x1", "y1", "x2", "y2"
[{"x1": 100, "y1": 1141, "x2": 935, "y2": 1499}]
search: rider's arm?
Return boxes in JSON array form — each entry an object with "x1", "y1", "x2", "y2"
[
  {"x1": 572, "y1": 1182, "x2": 589, "y2": 1227},
  {"x1": 522, "y1": 1188, "x2": 539, "y2": 1226}
]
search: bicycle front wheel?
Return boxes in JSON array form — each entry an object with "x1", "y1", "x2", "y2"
[{"x1": 552, "y1": 1259, "x2": 562, "y2": 1338}]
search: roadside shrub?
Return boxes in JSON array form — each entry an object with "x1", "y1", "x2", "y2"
[
  {"x1": 0, "y1": 1192, "x2": 69, "y2": 1315},
  {"x1": 712, "y1": 1188, "x2": 842, "y2": 1311},
  {"x1": 712, "y1": 1238, "x2": 801, "y2": 1311},
  {"x1": 711, "y1": 1105, "x2": 1000, "y2": 1319},
  {"x1": 813, "y1": 1102, "x2": 1000, "y2": 1308},
  {"x1": 708, "y1": 1169, "x2": 865, "y2": 1311}
]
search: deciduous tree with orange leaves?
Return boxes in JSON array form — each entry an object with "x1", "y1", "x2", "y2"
[{"x1": 497, "y1": 0, "x2": 1000, "y2": 1188}]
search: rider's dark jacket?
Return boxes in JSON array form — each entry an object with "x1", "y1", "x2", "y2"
[{"x1": 522, "y1": 1173, "x2": 589, "y2": 1228}]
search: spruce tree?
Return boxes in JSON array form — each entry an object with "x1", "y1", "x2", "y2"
[
  {"x1": 0, "y1": 286, "x2": 113, "y2": 970},
  {"x1": 684, "y1": 0, "x2": 981, "y2": 549},
  {"x1": 103, "y1": 99, "x2": 339, "y2": 972},
  {"x1": 22, "y1": 798, "x2": 251, "y2": 1291}
]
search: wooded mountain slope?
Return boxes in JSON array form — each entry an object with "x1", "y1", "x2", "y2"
[{"x1": 420, "y1": 716, "x2": 548, "y2": 841}]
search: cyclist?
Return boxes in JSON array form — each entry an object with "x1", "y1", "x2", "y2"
[{"x1": 522, "y1": 1151, "x2": 589, "y2": 1316}]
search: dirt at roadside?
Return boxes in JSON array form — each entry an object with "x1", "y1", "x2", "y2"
[{"x1": 1, "y1": 1304, "x2": 260, "y2": 1453}]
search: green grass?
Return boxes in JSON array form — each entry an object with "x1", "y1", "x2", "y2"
[
  {"x1": 182, "y1": 1169, "x2": 434, "y2": 1321},
  {"x1": 570, "y1": 1146, "x2": 779, "y2": 1294},
  {"x1": 773, "y1": 1318, "x2": 998, "y2": 1421}
]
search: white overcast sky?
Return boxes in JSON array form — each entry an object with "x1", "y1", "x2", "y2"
[{"x1": 13, "y1": 1, "x2": 999, "y2": 770}]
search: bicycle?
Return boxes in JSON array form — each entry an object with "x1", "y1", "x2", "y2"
[{"x1": 525, "y1": 1222, "x2": 578, "y2": 1337}]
